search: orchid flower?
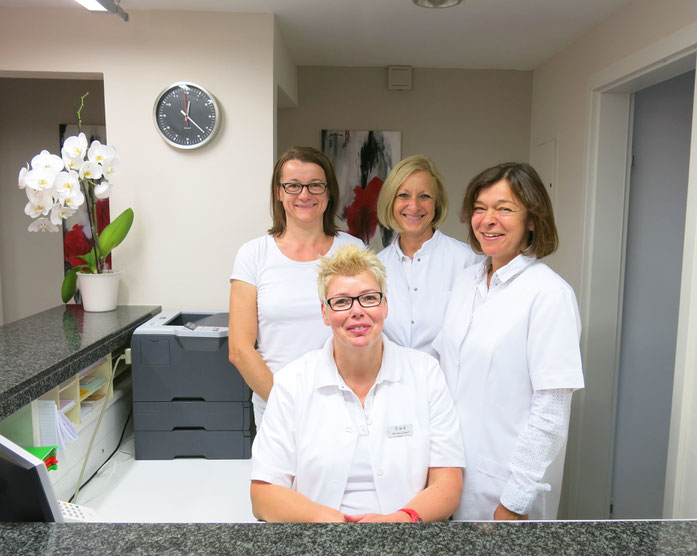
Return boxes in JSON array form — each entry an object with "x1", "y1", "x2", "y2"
[
  {"x1": 24, "y1": 189, "x2": 54, "y2": 218},
  {"x1": 62, "y1": 133, "x2": 88, "y2": 160},
  {"x1": 79, "y1": 160, "x2": 103, "y2": 181},
  {"x1": 28, "y1": 217, "x2": 59, "y2": 233},
  {"x1": 94, "y1": 181, "x2": 112, "y2": 199},
  {"x1": 62, "y1": 133, "x2": 88, "y2": 170},
  {"x1": 101, "y1": 151, "x2": 120, "y2": 180},
  {"x1": 18, "y1": 164, "x2": 29, "y2": 189},
  {"x1": 50, "y1": 203, "x2": 77, "y2": 225},
  {"x1": 31, "y1": 149, "x2": 64, "y2": 173},
  {"x1": 54, "y1": 170, "x2": 81, "y2": 199},
  {"x1": 87, "y1": 141, "x2": 116, "y2": 165},
  {"x1": 61, "y1": 188, "x2": 86, "y2": 210},
  {"x1": 24, "y1": 167, "x2": 57, "y2": 191}
]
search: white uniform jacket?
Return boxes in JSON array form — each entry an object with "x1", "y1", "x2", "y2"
[
  {"x1": 251, "y1": 335, "x2": 466, "y2": 514},
  {"x1": 378, "y1": 230, "x2": 481, "y2": 357},
  {"x1": 433, "y1": 256, "x2": 584, "y2": 520}
]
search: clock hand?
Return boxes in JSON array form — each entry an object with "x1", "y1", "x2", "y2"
[
  {"x1": 180, "y1": 110, "x2": 206, "y2": 134},
  {"x1": 183, "y1": 93, "x2": 189, "y2": 125}
]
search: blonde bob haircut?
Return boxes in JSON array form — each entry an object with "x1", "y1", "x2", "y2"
[
  {"x1": 317, "y1": 244, "x2": 387, "y2": 302},
  {"x1": 377, "y1": 155, "x2": 449, "y2": 232}
]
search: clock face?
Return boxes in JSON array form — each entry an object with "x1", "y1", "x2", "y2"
[{"x1": 153, "y1": 82, "x2": 220, "y2": 149}]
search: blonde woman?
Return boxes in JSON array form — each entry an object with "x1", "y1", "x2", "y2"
[
  {"x1": 250, "y1": 244, "x2": 464, "y2": 522},
  {"x1": 377, "y1": 155, "x2": 481, "y2": 357},
  {"x1": 228, "y1": 147, "x2": 363, "y2": 425}
]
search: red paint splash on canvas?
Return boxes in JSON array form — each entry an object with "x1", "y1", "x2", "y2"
[{"x1": 345, "y1": 176, "x2": 383, "y2": 244}]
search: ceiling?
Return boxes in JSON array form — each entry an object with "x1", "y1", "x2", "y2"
[{"x1": 1, "y1": 0, "x2": 633, "y2": 70}]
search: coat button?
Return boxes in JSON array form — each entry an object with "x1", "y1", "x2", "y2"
[{"x1": 376, "y1": 468, "x2": 384, "y2": 476}]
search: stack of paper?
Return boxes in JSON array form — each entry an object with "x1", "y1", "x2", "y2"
[
  {"x1": 57, "y1": 411, "x2": 78, "y2": 448},
  {"x1": 35, "y1": 400, "x2": 77, "y2": 449}
]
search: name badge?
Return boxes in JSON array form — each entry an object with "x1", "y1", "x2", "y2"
[{"x1": 387, "y1": 424, "x2": 413, "y2": 438}]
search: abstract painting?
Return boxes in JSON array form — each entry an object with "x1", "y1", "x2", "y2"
[{"x1": 322, "y1": 130, "x2": 401, "y2": 250}]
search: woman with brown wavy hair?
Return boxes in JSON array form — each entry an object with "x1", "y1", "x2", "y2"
[
  {"x1": 433, "y1": 162, "x2": 584, "y2": 521},
  {"x1": 228, "y1": 147, "x2": 363, "y2": 425}
]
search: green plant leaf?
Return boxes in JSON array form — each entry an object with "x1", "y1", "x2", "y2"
[
  {"x1": 71, "y1": 250, "x2": 97, "y2": 274},
  {"x1": 98, "y1": 207, "x2": 134, "y2": 259},
  {"x1": 61, "y1": 267, "x2": 81, "y2": 303}
]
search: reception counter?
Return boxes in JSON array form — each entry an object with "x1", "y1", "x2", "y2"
[
  {"x1": 0, "y1": 304, "x2": 161, "y2": 420},
  {"x1": 0, "y1": 520, "x2": 696, "y2": 554}
]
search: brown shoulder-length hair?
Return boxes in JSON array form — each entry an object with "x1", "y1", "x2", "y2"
[
  {"x1": 268, "y1": 146, "x2": 340, "y2": 237},
  {"x1": 460, "y1": 162, "x2": 558, "y2": 258}
]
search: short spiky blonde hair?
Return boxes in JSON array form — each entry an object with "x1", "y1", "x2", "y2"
[
  {"x1": 377, "y1": 154, "x2": 449, "y2": 232},
  {"x1": 317, "y1": 244, "x2": 387, "y2": 301}
]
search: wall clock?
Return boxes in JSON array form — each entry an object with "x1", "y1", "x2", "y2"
[{"x1": 153, "y1": 82, "x2": 221, "y2": 149}]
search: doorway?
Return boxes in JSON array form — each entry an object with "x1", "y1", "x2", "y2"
[
  {"x1": 568, "y1": 50, "x2": 697, "y2": 520},
  {"x1": 610, "y1": 70, "x2": 693, "y2": 518}
]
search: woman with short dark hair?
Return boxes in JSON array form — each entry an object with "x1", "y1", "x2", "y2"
[
  {"x1": 434, "y1": 162, "x2": 584, "y2": 521},
  {"x1": 228, "y1": 147, "x2": 363, "y2": 425}
]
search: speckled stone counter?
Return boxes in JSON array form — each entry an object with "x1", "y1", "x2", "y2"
[
  {"x1": 1, "y1": 521, "x2": 696, "y2": 555},
  {"x1": 0, "y1": 305, "x2": 161, "y2": 420}
]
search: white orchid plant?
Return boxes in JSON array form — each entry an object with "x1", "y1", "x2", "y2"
[{"x1": 18, "y1": 128, "x2": 134, "y2": 303}]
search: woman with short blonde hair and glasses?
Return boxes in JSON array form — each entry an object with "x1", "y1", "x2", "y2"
[{"x1": 250, "y1": 244, "x2": 465, "y2": 523}]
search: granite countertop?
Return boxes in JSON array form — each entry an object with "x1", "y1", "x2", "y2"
[
  {"x1": 1, "y1": 521, "x2": 696, "y2": 555},
  {"x1": 0, "y1": 305, "x2": 161, "y2": 420}
]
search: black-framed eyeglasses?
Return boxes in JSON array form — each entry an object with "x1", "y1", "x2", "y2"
[
  {"x1": 325, "y1": 292, "x2": 384, "y2": 311},
  {"x1": 280, "y1": 182, "x2": 328, "y2": 195}
]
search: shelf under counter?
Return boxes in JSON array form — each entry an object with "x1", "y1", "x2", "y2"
[{"x1": 0, "y1": 305, "x2": 161, "y2": 421}]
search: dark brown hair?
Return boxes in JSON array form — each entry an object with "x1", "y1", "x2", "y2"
[
  {"x1": 268, "y1": 146, "x2": 339, "y2": 237},
  {"x1": 460, "y1": 162, "x2": 558, "y2": 258}
]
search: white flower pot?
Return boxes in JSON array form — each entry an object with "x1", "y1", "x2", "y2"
[{"x1": 77, "y1": 270, "x2": 121, "y2": 312}]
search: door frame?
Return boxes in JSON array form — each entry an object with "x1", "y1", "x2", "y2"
[{"x1": 567, "y1": 32, "x2": 697, "y2": 519}]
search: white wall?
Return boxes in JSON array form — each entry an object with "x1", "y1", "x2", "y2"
[
  {"x1": 278, "y1": 66, "x2": 532, "y2": 243},
  {"x1": 0, "y1": 8, "x2": 277, "y2": 315},
  {"x1": 531, "y1": 0, "x2": 697, "y2": 518},
  {"x1": 0, "y1": 78, "x2": 105, "y2": 324}
]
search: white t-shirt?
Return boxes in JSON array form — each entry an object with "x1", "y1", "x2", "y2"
[
  {"x1": 251, "y1": 335, "x2": 466, "y2": 515},
  {"x1": 433, "y1": 254, "x2": 584, "y2": 520},
  {"x1": 378, "y1": 230, "x2": 481, "y2": 357},
  {"x1": 230, "y1": 231, "x2": 364, "y2": 422}
]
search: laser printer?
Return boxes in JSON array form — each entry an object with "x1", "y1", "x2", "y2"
[{"x1": 131, "y1": 310, "x2": 252, "y2": 460}]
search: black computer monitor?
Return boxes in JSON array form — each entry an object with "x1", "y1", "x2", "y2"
[{"x1": 0, "y1": 434, "x2": 64, "y2": 522}]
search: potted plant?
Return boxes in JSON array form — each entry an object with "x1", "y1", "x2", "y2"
[{"x1": 17, "y1": 101, "x2": 133, "y2": 312}]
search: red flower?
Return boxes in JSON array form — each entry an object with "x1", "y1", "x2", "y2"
[
  {"x1": 345, "y1": 176, "x2": 384, "y2": 244},
  {"x1": 64, "y1": 224, "x2": 93, "y2": 268}
]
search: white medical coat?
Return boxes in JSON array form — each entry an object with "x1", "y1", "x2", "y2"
[
  {"x1": 251, "y1": 335, "x2": 466, "y2": 514},
  {"x1": 433, "y1": 256, "x2": 584, "y2": 520},
  {"x1": 378, "y1": 230, "x2": 481, "y2": 357}
]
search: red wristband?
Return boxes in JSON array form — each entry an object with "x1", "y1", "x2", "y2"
[{"x1": 398, "y1": 508, "x2": 423, "y2": 522}]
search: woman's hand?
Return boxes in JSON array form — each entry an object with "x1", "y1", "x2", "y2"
[
  {"x1": 311, "y1": 507, "x2": 348, "y2": 523},
  {"x1": 344, "y1": 512, "x2": 411, "y2": 523},
  {"x1": 493, "y1": 503, "x2": 528, "y2": 521}
]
